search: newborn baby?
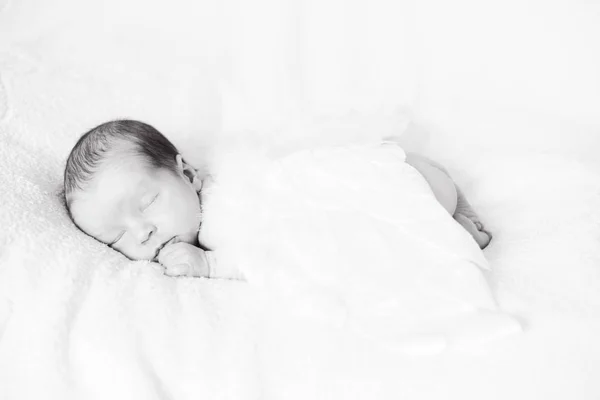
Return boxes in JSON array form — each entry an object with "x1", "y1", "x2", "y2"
[{"x1": 63, "y1": 120, "x2": 491, "y2": 279}]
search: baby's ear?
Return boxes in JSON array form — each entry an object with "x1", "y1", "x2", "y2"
[{"x1": 175, "y1": 154, "x2": 203, "y2": 192}]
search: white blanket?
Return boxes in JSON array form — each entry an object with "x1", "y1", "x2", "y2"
[
  {"x1": 200, "y1": 141, "x2": 518, "y2": 351},
  {"x1": 0, "y1": 144, "x2": 263, "y2": 400},
  {"x1": 2, "y1": 138, "x2": 600, "y2": 400}
]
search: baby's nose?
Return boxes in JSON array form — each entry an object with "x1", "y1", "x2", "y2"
[{"x1": 137, "y1": 223, "x2": 156, "y2": 244}]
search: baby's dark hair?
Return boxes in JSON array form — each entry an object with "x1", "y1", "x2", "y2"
[{"x1": 64, "y1": 120, "x2": 179, "y2": 205}]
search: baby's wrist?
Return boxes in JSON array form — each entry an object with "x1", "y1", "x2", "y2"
[
  {"x1": 204, "y1": 251, "x2": 216, "y2": 278},
  {"x1": 181, "y1": 247, "x2": 211, "y2": 278}
]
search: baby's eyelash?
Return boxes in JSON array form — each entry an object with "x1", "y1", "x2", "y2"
[{"x1": 110, "y1": 231, "x2": 125, "y2": 246}]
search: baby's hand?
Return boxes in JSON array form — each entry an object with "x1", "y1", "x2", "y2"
[{"x1": 157, "y1": 242, "x2": 210, "y2": 278}]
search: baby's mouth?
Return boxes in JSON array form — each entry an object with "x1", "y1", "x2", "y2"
[{"x1": 153, "y1": 236, "x2": 178, "y2": 261}]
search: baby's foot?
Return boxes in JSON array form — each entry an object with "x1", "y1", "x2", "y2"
[
  {"x1": 454, "y1": 213, "x2": 492, "y2": 249},
  {"x1": 453, "y1": 187, "x2": 492, "y2": 249}
]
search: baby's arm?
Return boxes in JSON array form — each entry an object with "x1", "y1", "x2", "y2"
[
  {"x1": 204, "y1": 252, "x2": 245, "y2": 280},
  {"x1": 158, "y1": 243, "x2": 244, "y2": 280}
]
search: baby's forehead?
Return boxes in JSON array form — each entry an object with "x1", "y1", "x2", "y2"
[
  {"x1": 74, "y1": 150, "x2": 154, "y2": 197},
  {"x1": 98, "y1": 139, "x2": 162, "y2": 173},
  {"x1": 99, "y1": 153, "x2": 157, "y2": 186},
  {"x1": 103, "y1": 138, "x2": 146, "y2": 164}
]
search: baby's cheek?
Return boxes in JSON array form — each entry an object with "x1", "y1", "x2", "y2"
[
  {"x1": 114, "y1": 243, "x2": 144, "y2": 261},
  {"x1": 166, "y1": 202, "x2": 200, "y2": 235}
]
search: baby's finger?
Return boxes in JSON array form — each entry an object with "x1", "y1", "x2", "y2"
[
  {"x1": 164, "y1": 251, "x2": 193, "y2": 267},
  {"x1": 158, "y1": 244, "x2": 186, "y2": 264},
  {"x1": 157, "y1": 249, "x2": 173, "y2": 265},
  {"x1": 164, "y1": 263, "x2": 191, "y2": 277},
  {"x1": 158, "y1": 242, "x2": 190, "y2": 261}
]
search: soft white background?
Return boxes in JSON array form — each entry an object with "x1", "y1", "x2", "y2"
[
  {"x1": 2, "y1": 0, "x2": 599, "y2": 159},
  {"x1": 1, "y1": 0, "x2": 600, "y2": 399}
]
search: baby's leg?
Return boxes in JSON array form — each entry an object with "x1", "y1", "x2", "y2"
[{"x1": 405, "y1": 153, "x2": 492, "y2": 249}]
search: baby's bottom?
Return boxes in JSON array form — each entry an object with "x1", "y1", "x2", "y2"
[{"x1": 405, "y1": 153, "x2": 492, "y2": 249}]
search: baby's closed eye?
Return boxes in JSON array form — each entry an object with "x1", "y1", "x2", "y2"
[
  {"x1": 110, "y1": 231, "x2": 125, "y2": 247},
  {"x1": 141, "y1": 193, "x2": 159, "y2": 211}
]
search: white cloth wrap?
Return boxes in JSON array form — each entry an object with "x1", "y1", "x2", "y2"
[{"x1": 199, "y1": 142, "x2": 520, "y2": 349}]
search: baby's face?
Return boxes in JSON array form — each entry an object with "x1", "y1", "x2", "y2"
[{"x1": 69, "y1": 156, "x2": 202, "y2": 261}]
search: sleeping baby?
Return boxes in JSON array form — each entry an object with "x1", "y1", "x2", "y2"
[{"x1": 63, "y1": 120, "x2": 492, "y2": 279}]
